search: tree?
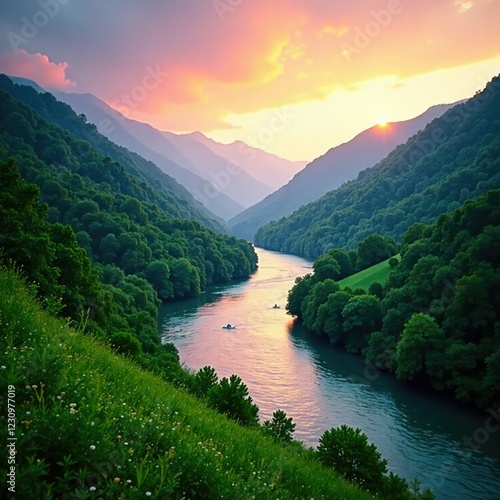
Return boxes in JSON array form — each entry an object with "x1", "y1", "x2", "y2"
[
  {"x1": 144, "y1": 260, "x2": 173, "y2": 301},
  {"x1": 262, "y1": 409, "x2": 296, "y2": 445},
  {"x1": 193, "y1": 365, "x2": 218, "y2": 399},
  {"x1": 286, "y1": 273, "x2": 314, "y2": 319},
  {"x1": 301, "y1": 279, "x2": 340, "y2": 334},
  {"x1": 395, "y1": 313, "x2": 445, "y2": 381},
  {"x1": 357, "y1": 234, "x2": 397, "y2": 270},
  {"x1": 319, "y1": 291, "x2": 352, "y2": 346},
  {"x1": 317, "y1": 425, "x2": 387, "y2": 494},
  {"x1": 341, "y1": 295, "x2": 383, "y2": 353},
  {"x1": 313, "y1": 254, "x2": 341, "y2": 282},
  {"x1": 208, "y1": 374, "x2": 259, "y2": 426}
]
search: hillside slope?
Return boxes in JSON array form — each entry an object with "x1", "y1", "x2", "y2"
[
  {"x1": 255, "y1": 75, "x2": 500, "y2": 259},
  {"x1": 0, "y1": 266, "x2": 374, "y2": 499},
  {"x1": 230, "y1": 103, "x2": 457, "y2": 240},
  {"x1": 52, "y1": 89, "x2": 245, "y2": 220},
  {"x1": 0, "y1": 74, "x2": 227, "y2": 231}
]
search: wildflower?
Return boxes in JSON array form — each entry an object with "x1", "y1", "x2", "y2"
[
  {"x1": 89, "y1": 486, "x2": 96, "y2": 492},
  {"x1": 90, "y1": 445, "x2": 96, "y2": 451},
  {"x1": 146, "y1": 493, "x2": 152, "y2": 497},
  {"x1": 114, "y1": 477, "x2": 121, "y2": 484},
  {"x1": 69, "y1": 403, "x2": 77, "y2": 408}
]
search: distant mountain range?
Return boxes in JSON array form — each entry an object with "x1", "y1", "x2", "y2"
[
  {"x1": 229, "y1": 102, "x2": 460, "y2": 240},
  {"x1": 254, "y1": 75, "x2": 500, "y2": 259},
  {"x1": 8, "y1": 76, "x2": 303, "y2": 221}
]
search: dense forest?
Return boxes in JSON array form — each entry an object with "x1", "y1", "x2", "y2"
[
  {"x1": 0, "y1": 82, "x2": 257, "y2": 365},
  {"x1": 287, "y1": 190, "x2": 500, "y2": 411},
  {"x1": 255, "y1": 75, "x2": 500, "y2": 259},
  {"x1": 0, "y1": 74, "x2": 224, "y2": 232}
]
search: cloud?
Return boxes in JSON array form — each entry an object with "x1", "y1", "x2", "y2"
[
  {"x1": 1, "y1": 0, "x2": 498, "y2": 135},
  {"x1": 0, "y1": 50, "x2": 76, "y2": 89}
]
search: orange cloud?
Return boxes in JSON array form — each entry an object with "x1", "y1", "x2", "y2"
[{"x1": 0, "y1": 50, "x2": 75, "y2": 89}]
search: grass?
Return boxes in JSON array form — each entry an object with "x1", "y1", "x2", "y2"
[
  {"x1": 338, "y1": 257, "x2": 397, "y2": 291},
  {"x1": 0, "y1": 266, "x2": 373, "y2": 499}
]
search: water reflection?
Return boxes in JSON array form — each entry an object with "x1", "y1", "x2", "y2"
[{"x1": 159, "y1": 248, "x2": 500, "y2": 500}]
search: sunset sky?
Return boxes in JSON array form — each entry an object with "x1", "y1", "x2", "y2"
[{"x1": 1, "y1": 0, "x2": 499, "y2": 161}]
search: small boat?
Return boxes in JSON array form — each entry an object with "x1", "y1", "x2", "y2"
[
  {"x1": 222, "y1": 324, "x2": 236, "y2": 330},
  {"x1": 272, "y1": 304, "x2": 281, "y2": 309}
]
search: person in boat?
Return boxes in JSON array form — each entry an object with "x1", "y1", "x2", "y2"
[{"x1": 273, "y1": 304, "x2": 280, "y2": 308}]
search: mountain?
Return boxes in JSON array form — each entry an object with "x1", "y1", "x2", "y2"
[
  {"x1": 188, "y1": 131, "x2": 307, "y2": 190},
  {"x1": 254, "y1": 75, "x2": 500, "y2": 259},
  {"x1": 51, "y1": 90, "x2": 245, "y2": 220},
  {"x1": 0, "y1": 74, "x2": 225, "y2": 232},
  {"x1": 48, "y1": 88, "x2": 296, "y2": 218},
  {"x1": 160, "y1": 130, "x2": 272, "y2": 207},
  {"x1": 229, "y1": 103, "x2": 459, "y2": 240}
]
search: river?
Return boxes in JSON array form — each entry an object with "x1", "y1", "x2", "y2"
[{"x1": 158, "y1": 248, "x2": 500, "y2": 500}]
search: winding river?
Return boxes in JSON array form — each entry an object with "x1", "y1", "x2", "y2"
[{"x1": 159, "y1": 248, "x2": 500, "y2": 500}]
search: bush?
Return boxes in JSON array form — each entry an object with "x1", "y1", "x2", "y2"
[
  {"x1": 317, "y1": 425, "x2": 387, "y2": 494},
  {"x1": 262, "y1": 409, "x2": 296, "y2": 445}
]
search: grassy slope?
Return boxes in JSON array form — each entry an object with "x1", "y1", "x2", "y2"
[
  {"x1": 0, "y1": 267, "x2": 372, "y2": 499},
  {"x1": 338, "y1": 257, "x2": 395, "y2": 291}
]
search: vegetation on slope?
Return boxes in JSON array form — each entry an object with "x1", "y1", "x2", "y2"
[
  {"x1": 286, "y1": 190, "x2": 500, "y2": 411},
  {"x1": 229, "y1": 103, "x2": 455, "y2": 241},
  {"x1": 0, "y1": 86, "x2": 258, "y2": 342},
  {"x1": 255, "y1": 75, "x2": 500, "y2": 259},
  {"x1": 338, "y1": 257, "x2": 395, "y2": 291},
  {"x1": 1, "y1": 266, "x2": 438, "y2": 499},
  {"x1": 0, "y1": 74, "x2": 224, "y2": 232}
]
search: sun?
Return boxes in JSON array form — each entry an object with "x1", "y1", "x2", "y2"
[{"x1": 377, "y1": 118, "x2": 389, "y2": 128}]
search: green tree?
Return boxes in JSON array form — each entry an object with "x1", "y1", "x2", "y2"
[
  {"x1": 317, "y1": 425, "x2": 388, "y2": 494},
  {"x1": 208, "y1": 374, "x2": 259, "y2": 426},
  {"x1": 341, "y1": 295, "x2": 383, "y2": 353},
  {"x1": 395, "y1": 313, "x2": 445, "y2": 381},
  {"x1": 262, "y1": 409, "x2": 296, "y2": 445},
  {"x1": 286, "y1": 273, "x2": 314, "y2": 319},
  {"x1": 193, "y1": 365, "x2": 219, "y2": 399},
  {"x1": 357, "y1": 234, "x2": 397, "y2": 270},
  {"x1": 313, "y1": 254, "x2": 341, "y2": 282}
]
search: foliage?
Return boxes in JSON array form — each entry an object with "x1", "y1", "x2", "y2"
[
  {"x1": 262, "y1": 409, "x2": 296, "y2": 445},
  {"x1": 0, "y1": 267, "x2": 374, "y2": 499},
  {"x1": 207, "y1": 374, "x2": 260, "y2": 426},
  {"x1": 286, "y1": 189, "x2": 500, "y2": 411},
  {"x1": 0, "y1": 79, "x2": 258, "y2": 308},
  {"x1": 317, "y1": 425, "x2": 388, "y2": 494},
  {"x1": 255, "y1": 75, "x2": 500, "y2": 258}
]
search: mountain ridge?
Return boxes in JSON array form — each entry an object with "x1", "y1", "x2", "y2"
[{"x1": 229, "y1": 102, "x2": 460, "y2": 240}]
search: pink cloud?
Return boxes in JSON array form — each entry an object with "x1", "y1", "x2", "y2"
[{"x1": 0, "y1": 50, "x2": 76, "y2": 89}]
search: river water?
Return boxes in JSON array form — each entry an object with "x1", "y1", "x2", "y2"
[{"x1": 159, "y1": 248, "x2": 500, "y2": 499}]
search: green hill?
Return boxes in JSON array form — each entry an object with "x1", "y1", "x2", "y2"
[
  {"x1": 0, "y1": 74, "x2": 224, "y2": 233},
  {"x1": 338, "y1": 257, "x2": 394, "y2": 291},
  {"x1": 255, "y1": 75, "x2": 500, "y2": 259},
  {"x1": 0, "y1": 266, "x2": 373, "y2": 499}
]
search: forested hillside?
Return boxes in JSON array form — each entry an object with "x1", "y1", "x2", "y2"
[
  {"x1": 287, "y1": 190, "x2": 500, "y2": 411},
  {"x1": 0, "y1": 74, "x2": 225, "y2": 231},
  {"x1": 0, "y1": 86, "x2": 258, "y2": 358},
  {"x1": 230, "y1": 103, "x2": 455, "y2": 240},
  {"x1": 255, "y1": 75, "x2": 500, "y2": 259}
]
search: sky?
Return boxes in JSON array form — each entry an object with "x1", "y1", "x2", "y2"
[{"x1": 0, "y1": 0, "x2": 499, "y2": 161}]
